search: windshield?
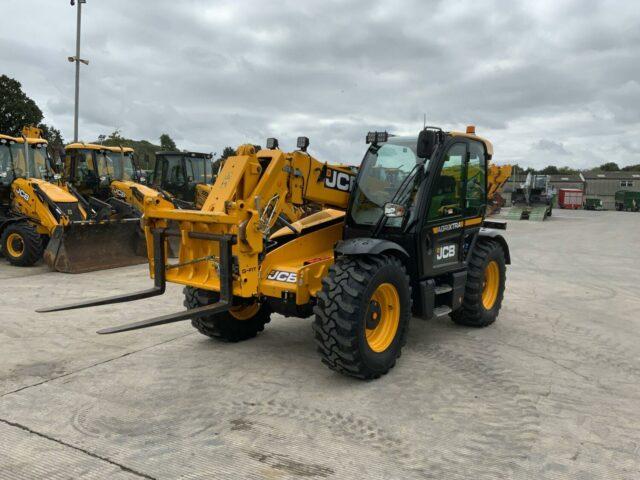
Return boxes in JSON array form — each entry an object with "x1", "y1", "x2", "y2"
[
  {"x1": 111, "y1": 152, "x2": 136, "y2": 181},
  {"x1": 0, "y1": 144, "x2": 11, "y2": 184},
  {"x1": 185, "y1": 156, "x2": 212, "y2": 184},
  {"x1": 350, "y1": 137, "x2": 426, "y2": 226},
  {"x1": 160, "y1": 155, "x2": 186, "y2": 187},
  {"x1": 95, "y1": 151, "x2": 116, "y2": 179},
  {"x1": 9, "y1": 143, "x2": 50, "y2": 180}
]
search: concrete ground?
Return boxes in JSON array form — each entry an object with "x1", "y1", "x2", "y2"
[{"x1": 1, "y1": 209, "x2": 639, "y2": 479}]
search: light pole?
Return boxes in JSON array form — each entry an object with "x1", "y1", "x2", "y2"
[{"x1": 68, "y1": 0, "x2": 88, "y2": 142}]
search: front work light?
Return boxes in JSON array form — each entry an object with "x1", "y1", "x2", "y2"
[
  {"x1": 366, "y1": 131, "x2": 389, "y2": 144},
  {"x1": 266, "y1": 138, "x2": 279, "y2": 150},
  {"x1": 296, "y1": 136, "x2": 309, "y2": 152},
  {"x1": 384, "y1": 202, "x2": 406, "y2": 218}
]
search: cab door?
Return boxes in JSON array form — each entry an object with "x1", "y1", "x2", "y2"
[{"x1": 419, "y1": 141, "x2": 468, "y2": 277}]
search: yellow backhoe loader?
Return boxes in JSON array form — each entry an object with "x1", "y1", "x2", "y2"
[
  {"x1": 42, "y1": 128, "x2": 510, "y2": 379},
  {"x1": 63, "y1": 143, "x2": 175, "y2": 217},
  {"x1": 0, "y1": 128, "x2": 143, "y2": 272}
]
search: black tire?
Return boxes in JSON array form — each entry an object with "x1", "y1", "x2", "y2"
[
  {"x1": 183, "y1": 287, "x2": 271, "y2": 342},
  {"x1": 313, "y1": 254, "x2": 412, "y2": 380},
  {"x1": 451, "y1": 239, "x2": 506, "y2": 327},
  {"x1": 1, "y1": 222, "x2": 44, "y2": 267}
]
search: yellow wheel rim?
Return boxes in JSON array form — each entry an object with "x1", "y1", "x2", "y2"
[
  {"x1": 6, "y1": 233, "x2": 24, "y2": 258},
  {"x1": 482, "y1": 260, "x2": 500, "y2": 310},
  {"x1": 365, "y1": 283, "x2": 400, "y2": 353},
  {"x1": 229, "y1": 303, "x2": 260, "y2": 320}
]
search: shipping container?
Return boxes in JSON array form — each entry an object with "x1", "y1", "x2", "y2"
[{"x1": 558, "y1": 188, "x2": 583, "y2": 209}]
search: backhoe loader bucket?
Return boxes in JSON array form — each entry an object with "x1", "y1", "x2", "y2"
[{"x1": 43, "y1": 219, "x2": 147, "y2": 273}]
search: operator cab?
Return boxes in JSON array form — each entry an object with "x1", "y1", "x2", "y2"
[
  {"x1": 64, "y1": 144, "x2": 143, "y2": 196},
  {"x1": 152, "y1": 151, "x2": 215, "y2": 203},
  {"x1": 0, "y1": 135, "x2": 53, "y2": 185},
  {"x1": 345, "y1": 126, "x2": 495, "y2": 282}
]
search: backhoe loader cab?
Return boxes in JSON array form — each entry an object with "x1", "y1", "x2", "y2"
[
  {"x1": 64, "y1": 144, "x2": 142, "y2": 198},
  {"x1": 63, "y1": 143, "x2": 172, "y2": 217},
  {"x1": 41, "y1": 127, "x2": 510, "y2": 380},
  {"x1": 152, "y1": 151, "x2": 215, "y2": 208}
]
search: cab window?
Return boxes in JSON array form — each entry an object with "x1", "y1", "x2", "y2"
[
  {"x1": 185, "y1": 157, "x2": 206, "y2": 184},
  {"x1": 76, "y1": 152, "x2": 98, "y2": 184},
  {"x1": 427, "y1": 143, "x2": 465, "y2": 220},
  {"x1": 465, "y1": 141, "x2": 486, "y2": 217},
  {"x1": 0, "y1": 145, "x2": 12, "y2": 184}
]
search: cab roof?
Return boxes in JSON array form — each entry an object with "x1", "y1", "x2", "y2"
[
  {"x1": 450, "y1": 131, "x2": 493, "y2": 156},
  {"x1": 155, "y1": 151, "x2": 212, "y2": 158},
  {"x1": 0, "y1": 133, "x2": 48, "y2": 145},
  {"x1": 65, "y1": 142, "x2": 134, "y2": 153},
  {"x1": 381, "y1": 129, "x2": 493, "y2": 157}
]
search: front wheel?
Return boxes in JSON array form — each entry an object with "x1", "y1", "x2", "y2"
[
  {"x1": 451, "y1": 239, "x2": 506, "y2": 327},
  {"x1": 313, "y1": 254, "x2": 412, "y2": 380},
  {"x1": 184, "y1": 287, "x2": 271, "y2": 342},
  {"x1": 1, "y1": 222, "x2": 44, "y2": 267}
]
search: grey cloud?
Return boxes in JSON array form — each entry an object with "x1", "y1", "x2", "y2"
[
  {"x1": 2, "y1": 0, "x2": 639, "y2": 169},
  {"x1": 532, "y1": 139, "x2": 571, "y2": 156}
]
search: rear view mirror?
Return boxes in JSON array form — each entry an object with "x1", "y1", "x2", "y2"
[{"x1": 417, "y1": 127, "x2": 443, "y2": 159}]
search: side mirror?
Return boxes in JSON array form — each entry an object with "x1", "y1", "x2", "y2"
[
  {"x1": 384, "y1": 202, "x2": 406, "y2": 218},
  {"x1": 417, "y1": 128, "x2": 443, "y2": 159}
]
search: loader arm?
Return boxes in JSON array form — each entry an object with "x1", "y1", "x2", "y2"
[
  {"x1": 40, "y1": 142, "x2": 356, "y2": 326},
  {"x1": 140, "y1": 144, "x2": 354, "y2": 297}
]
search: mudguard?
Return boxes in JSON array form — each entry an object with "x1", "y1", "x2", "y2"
[
  {"x1": 478, "y1": 228, "x2": 511, "y2": 264},
  {"x1": 335, "y1": 237, "x2": 409, "y2": 258}
]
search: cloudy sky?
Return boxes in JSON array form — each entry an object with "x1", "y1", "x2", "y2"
[{"x1": 2, "y1": 0, "x2": 639, "y2": 168}]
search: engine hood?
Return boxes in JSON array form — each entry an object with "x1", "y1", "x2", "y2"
[
  {"x1": 111, "y1": 180, "x2": 161, "y2": 198},
  {"x1": 27, "y1": 179, "x2": 79, "y2": 203}
]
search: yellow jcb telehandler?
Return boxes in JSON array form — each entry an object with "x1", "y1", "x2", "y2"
[
  {"x1": 42, "y1": 128, "x2": 510, "y2": 379},
  {"x1": 0, "y1": 128, "x2": 143, "y2": 272}
]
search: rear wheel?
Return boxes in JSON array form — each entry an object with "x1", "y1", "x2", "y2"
[
  {"x1": 313, "y1": 254, "x2": 411, "y2": 379},
  {"x1": 184, "y1": 287, "x2": 271, "y2": 342},
  {"x1": 451, "y1": 239, "x2": 506, "y2": 327},
  {"x1": 1, "y1": 222, "x2": 44, "y2": 267}
]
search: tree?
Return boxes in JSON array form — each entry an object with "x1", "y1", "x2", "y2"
[
  {"x1": 160, "y1": 133, "x2": 177, "y2": 151},
  {"x1": 539, "y1": 165, "x2": 559, "y2": 175},
  {"x1": 557, "y1": 166, "x2": 578, "y2": 175},
  {"x1": 622, "y1": 164, "x2": 640, "y2": 172},
  {"x1": 38, "y1": 123, "x2": 65, "y2": 161},
  {"x1": 220, "y1": 146, "x2": 236, "y2": 159},
  {"x1": 107, "y1": 129, "x2": 125, "y2": 143},
  {"x1": 0, "y1": 75, "x2": 43, "y2": 136},
  {"x1": 597, "y1": 162, "x2": 620, "y2": 171}
]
